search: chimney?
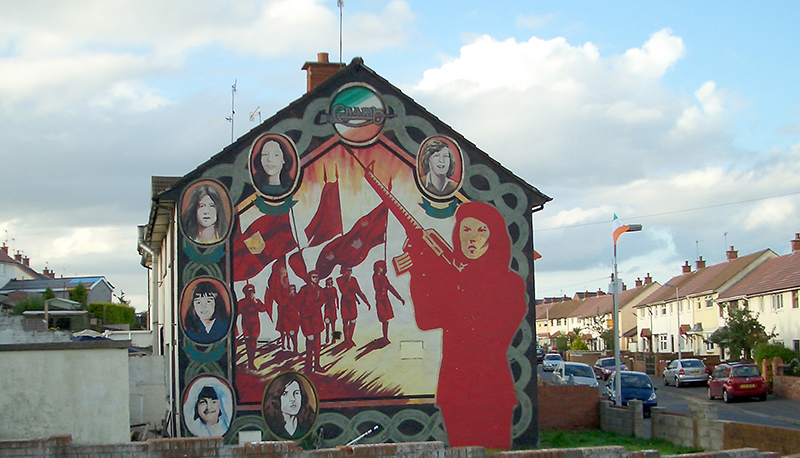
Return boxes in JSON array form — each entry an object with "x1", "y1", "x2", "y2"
[
  {"x1": 14, "y1": 251, "x2": 22, "y2": 262},
  {"x1": 1, "y1": 243, "x2": 7, "y2": 254},
  {"x1": 635, "y1": 277, "x2": 643, "y2": 287},
  {"x1": 302, "y1": 52, "x2": 346, "y2": 93},
  {"x1": 644, "y1": 273, "x2": 653, "y2": 284},
  {"x1": 727, "y1": 246, "x2": 738, "y2": 261},
  {"x1": 792, "y1": 233, "x2": 800, "y2": 253},
  {"x1": 696, "y1": 256, "x2": 706, "y2": 269},
  {"x1": 682, "y1": 261, "x2": 691, "y2": 274},
  {"x1": 22, "y1": 256, "x2": 30, "y2": 267},
  {"x1": 622, "y1": 283, "x2": 627, "y2": 291}
]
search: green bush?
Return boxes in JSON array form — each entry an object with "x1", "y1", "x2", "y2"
[
  {"x1": 753, "y1": 342, "x2": 797, "y2": 367},
  {"x1": 10, "y1": 297, "x2": 44, "y2": 315},
  {"x1": 88, "y1": 302, "x2": 135, "y2": 327}
]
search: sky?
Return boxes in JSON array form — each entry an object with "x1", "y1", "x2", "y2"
[{"x1": 1, "y1": 1, "x2": 800, "y2": 311}]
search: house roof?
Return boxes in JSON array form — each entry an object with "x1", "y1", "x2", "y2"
[
  {"x1": 718, "y1": 250, "x2": 800, "y2": 300},
  {"x1": 0, "y1": 250, "x2": 45, "y2": 280},
  {"x1": 0, "y1": 276, "x2": 113, "y2": 295},
  {"x1": 542, "y1": 299, "x2": 583, "y2": 320},
  {"x1": 639, "y1": 249, "x2": 775, "y2": 305}
]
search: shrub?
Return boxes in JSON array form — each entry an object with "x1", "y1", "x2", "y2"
[
  {"x1": 753, "y1": 342, "x2": 797, "y2": 367},
  {"x1": 10, "y1": 297, "x2": 44, "y2": 315},
  {"x1": 88, "y1": 302, "x2": 135, "y2": 327}
]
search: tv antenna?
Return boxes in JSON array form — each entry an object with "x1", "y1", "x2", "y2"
[
  {"x1": 228, "y1": 79, "x2": 237, "y2": 142},
  {"x1": 338, "y1": 0, "x2": 344, "y2": 64},
  {"x1": 249, "y1": 106, "x2": 261, "y2": 124}
]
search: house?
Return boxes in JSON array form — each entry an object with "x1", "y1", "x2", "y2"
[
  {"x1": 636, "y1": 248, "x2": 777, "y2": 357},
  {"x1": 0, "y1": 244, "x2": 46, "y2": 306},
  {"x1": 717, "y1": 234, "x2": 800, "y2": 354},
  {"x1": 137, "y1": 53, "x2": 550, "y2": 448},
  {"x1": 0, "y1": 276, "x2": 114, "y2": 305}
]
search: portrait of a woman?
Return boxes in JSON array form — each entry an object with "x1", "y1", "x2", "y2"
[
  {"x1": 418, "y1": 138, "x2": 461, "y2": 197},
  {"x1": 405, "y1": 201, "x2": 526, "y2": 450},
  {"x1": 262, "y1": 372, "x2": 317, "y2": 440},
  {"x1": 250, "y1": 134, "x2": 297, "y2": 197},
  {"x1": 182, "y1": 279, "x2": 231, "y2": 345},
  {"x1": 180, "y1": 181, "x2": 230, "y2": 245}
]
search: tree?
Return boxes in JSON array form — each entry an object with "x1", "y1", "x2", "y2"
[
  {"x1": 707, "y1": 305, "x2": 776, "y2": 361},
  {"x1": 570, "y1": 338, "x2": 590, "y2": 351},
  {"x1": 42, "y1": 287, "x2": 55, "y2": 302},
  {"x1": 69, "y1": 282, "x2": 88, "y2": 307},
  {"x1": 11, "y1": 296, "x2": 44, "y2": 315},
  {"x1": 554, "y1": 334, "x2": 569, "y2": 354},
  {"x1": 113, "y1": 290, "x2": 130, "y2": 305}
]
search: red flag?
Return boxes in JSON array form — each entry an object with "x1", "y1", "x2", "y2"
[
  {"x1": 305, "y1": 181, "x2": 343, "y2": 247},
  {"x1": 315, "y1": 203, "x2": 388, "y2": 278},
  {"x1": 267, "y1": 257, "x2": 290, "y2": 315},
  {"x1": 289, "y1": 249, "x2": 309, "y2": 281},
  {"x1": 232, "y1": 213, "x2": 297, "y2": 282}
]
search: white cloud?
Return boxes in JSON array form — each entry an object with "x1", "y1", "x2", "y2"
[
  {"x1": 616, "y1": 28, "x2": 685, "y2": 79},
  {"x1": 516, "y1": 13, "x2": 557, "y2": 30}
]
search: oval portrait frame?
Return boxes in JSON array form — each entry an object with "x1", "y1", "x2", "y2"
[
  {"x1": 249, "y1": 133, "x2": 300, "y2": 201},
  {"x1": 180, "y1": 276, "x2": 233, "y2": 345},
  {"x1": 182, "y1": 374, "x2": 235, "y2": 438},
  {"x1": 178, "y1": 179, "x2": 233, "y2": 246},
  {"x1": 261, "y1": 371, "x2": 319, "y2": 441},
  {"x1": 416, "y1": 135, "x2": 464, "y2": 201},
  {"x1": 327, "y1": 82, "x2": 391, "y2": 146}
]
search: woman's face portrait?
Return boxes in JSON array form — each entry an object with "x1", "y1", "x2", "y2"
[
  {"x1": 459, "y1": 217, "x2": 490, "y2": 260},
  {"x1": 428, "y1": 146, "x2": 452, "y2": 178},
  {"x1": 193, "y1": 294, "x2": 216, "y2": 323},
  {"x1": 197, "y1": 396, "x2": 221, "y2": 425},
  {"x1": 196, "y1": 194, "x2": 217, "y2": 229},
  {"x1": 280, "y1": 380, "x2": 302, "y2": 417},
  {"x1": 261, "y1": 140, "x2": 285, "y2": 179}
]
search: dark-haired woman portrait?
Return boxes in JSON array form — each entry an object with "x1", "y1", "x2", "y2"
[
  {"x1": 183, "y1": 281, "x2": 231, "y2": 344},
  {"x1": 262, "y1": 372, "x2": 316, "y2": 440},
  {"x1": 251, "y1": 138, "x2": 294, "y2": 196},
  {"x1": 181, "y1": 183, "x2": 229, "y2": 245}
]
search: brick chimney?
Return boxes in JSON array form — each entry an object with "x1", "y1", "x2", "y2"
[
  {"x1": 1, "y1": 243, "x2": 7, "y2": 255},
  {"x1": 22, "y1": 256, "x2": 30, "y2": 267},
  {"x1": 682, "y1": 261, "x2": 691, "y2": 274},
  {"x1": 792, "y1": 233, "x2": 800, "y2": 253},
  {"x1": 696, "y1": 256, "x2": 706, "y2": 269},
  {"x1": 14, "y1": 251, "x2": 22, "y2": 262},
  {"x1": 727, "y1": 246, "x2": 738, "y2": 260},
  {"x1": 302, "y1": 52, "x2": 346, "y2": 93},
  {"x1": 644, "y1": 273, "x2": 653, "y2": 284},
  {"x1": 622, "y1": 283, "x2": 627, "y2": 291},
  {"x1": 635, "y1": 278, "x2": 643, "y2": 287}
]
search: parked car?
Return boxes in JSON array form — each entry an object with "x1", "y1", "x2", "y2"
[
  {"x1": 593, "y1": 357, "x2": 628, "y2": 380},
  {"x1": 708, "y1": 362, "x2": 767, "y2": 403},
  {"x1": 552, "y1": 361, "x2": 599, "y2": 388},
  {"x1": 663, "y1": 358, "x2": 709, "y2": 387},
  {"x1": 542, "y1": 353, "x2": 563, "y2": 372},
  {"x1": 536, "y1": 347, "x2": 546, "y2": 364},
  {"x1": 606, "y1": 371, "x2": 658, "y2": 417}
]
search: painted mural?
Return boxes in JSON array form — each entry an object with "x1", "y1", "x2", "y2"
[{"x1": 173, "y1": 62, "x2": 545, "y2": 449}]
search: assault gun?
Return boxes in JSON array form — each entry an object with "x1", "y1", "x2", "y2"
[{"x1": 343, "y1": 145, "x2": 460, "y2": 274}]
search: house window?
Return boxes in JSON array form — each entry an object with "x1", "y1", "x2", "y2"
[
  {"x1": 679, "y1": 302, "x2": 683, "y2": 312},
  {"x1": 660, "y1": 334, "x2": 668, "y2": 351},
  {"x1": 661, "y1": 306, "x2": 666, "y2": 315},
  {"x1": 773, "y1": 294, "x2": 784, "y2": 311},
  {"x1": 705, "y1": 336, "x2": 715, "y2": 352},
  {"x1": 697, "y1": 299, "x2": 701, "y2": 310},
  {"x1": 760, "y1": 297, "x2": 765, "y2": 312},
  {"x1": 793, "y1": 291, "x2": 799, "y2": 309},
  {"x1": 794, "y1": 340, "x2": 799, "y2": 354},
  {"x1": 706, "y1": 298, "x2": 713, "y2": 308},
  {"x1": 670, "y1": 304, "x2": 673, "y2": 314}
]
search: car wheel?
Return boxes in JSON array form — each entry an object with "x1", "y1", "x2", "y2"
[
  {"x1": 759, "y1": 393, "x2": 767, "y2": 402},
  {"x1": 675, "y1": 378, "x2": 681, "y2": 388},
  {"x1": 723, "y1": 390, "x2": 733, "y2": 403},
  {"x1": 708, "y1": 387, "x2": 714, "y2": 400}
]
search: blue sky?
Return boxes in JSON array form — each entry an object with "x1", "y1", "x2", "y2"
[{"x1": 1, "y1": 1, "x2": 799, "y2": 309}]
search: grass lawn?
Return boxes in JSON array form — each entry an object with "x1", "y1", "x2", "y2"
[{"x1": 536, "y1": 430, "x2": 702, "y2": 455}]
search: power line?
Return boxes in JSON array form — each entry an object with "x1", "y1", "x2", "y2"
[{"x1": 535, "y1": 190, "x2": 800, "y2": 232}]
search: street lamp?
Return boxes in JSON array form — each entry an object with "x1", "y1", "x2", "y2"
[
  {"x1": 612, "y1": 217, "x2": 642, "y2": 406},
  {"x1": 664, "y1": 283, "x2": 681, "y2": 361}
]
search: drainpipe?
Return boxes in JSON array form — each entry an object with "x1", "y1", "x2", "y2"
[{"x1": 137, "y1": 225, "x2": 159, "y2": 353}]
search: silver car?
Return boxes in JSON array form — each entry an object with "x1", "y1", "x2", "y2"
[
  {"x1": 542, "y1": 353, "x2": 563, "y2": 372},
  {"x1": 663, "y1": 358, "x2": 709, "y2": 387},
  {"x1": 552, "y1": 361, "x2": 599, "y2": 388}
]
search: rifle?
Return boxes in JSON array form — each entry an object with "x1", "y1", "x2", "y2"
[{"x1": 343, "y1": 145, "x2": 460, "y2": 274}]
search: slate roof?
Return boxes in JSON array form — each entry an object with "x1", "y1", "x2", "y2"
[
  {"x1": 0, "y1": 276, "x2": 112, "y2": 294},
  {"x1": 718, "y1": 250, "x2": 800, "y2": 300}
]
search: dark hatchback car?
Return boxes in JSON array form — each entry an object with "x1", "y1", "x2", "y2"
[
  {"x1": 536, "y1": 347, "x2": 546, "y2": 364},
  {"x1": 708, "y1": 362, "x2": 767, "y2": 403},
  {"x1": 594, "y1": 357, "x2": 629, "y2": 380},
  {"x1": 606, "y1": 371, "x2": 658, "y2": 417}
]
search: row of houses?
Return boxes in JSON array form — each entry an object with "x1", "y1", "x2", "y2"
[{"x1": 537, "y1": 233, "x2": 800, "y2": 359}]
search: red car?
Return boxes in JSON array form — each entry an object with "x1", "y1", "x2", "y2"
[{"x1": 707, "y1": 362, "x2": 767, "y2": 403}]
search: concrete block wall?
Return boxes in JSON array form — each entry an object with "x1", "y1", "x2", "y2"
[
  {"x1": 650, "y1": 408, "x2": 693, "y2": 448},
  {"x1": 599, "y1": 401, "x2": 644, "y2": 438}
]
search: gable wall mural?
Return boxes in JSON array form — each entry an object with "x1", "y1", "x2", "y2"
[{"x1": 157, "y1": 60, "x2": 550, "y2": 450}]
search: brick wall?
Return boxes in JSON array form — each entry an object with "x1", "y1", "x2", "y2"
[
  {"x1": 773, "y1": 375, "x2": 800, "y2": 400},
  {"x1": 723, "y1": 422, "x2": 800, "y2": 456},
  {"x1": 537, "y1": 385, "x2": 599, "y2": 431}
]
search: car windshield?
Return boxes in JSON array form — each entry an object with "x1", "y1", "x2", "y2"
[
  {"x1": 681, "y1": 360, "x2": 704, "y2": 368},
  {"x1": 620, "y1": 374, "x2": 652, "y2": 389},
  {"x1": 565, "y1": 365, "x2": 594, "y2": 378},
  {"x1": 545, "y1": 354, "x2": 562, "y2": 361},
  {"x1": 600, "y1": 359, "x2": 614, "y2": 367},
  {"x1": 730, "y1": 366, "x2": 760, "y2": 378}
]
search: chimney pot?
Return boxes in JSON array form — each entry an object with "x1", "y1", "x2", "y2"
[
  {"x1": 682, "y1": 261, "x2": 691, "y2": 274},
  {"x1": 635, "y1": 277, "x2": 643, "y2": 287},
  {"x1": 792, "y1": 233, "x2": 800, "y2": 253},
  {"x1": 317, "y1": 52, "x2": 329, "y2": 63},
  {"x1": 302, "y1": 52, "x2": 345, "y2": 93},
  {"x1": 727, "y1": 245, "x2": 738, "y2": 260},
  {"x1": 645, "y1": 273, "x2": 653, "y2": 284},
  {"x1": 696, "y1": 256, "x2": 706, "y2": 269}
]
